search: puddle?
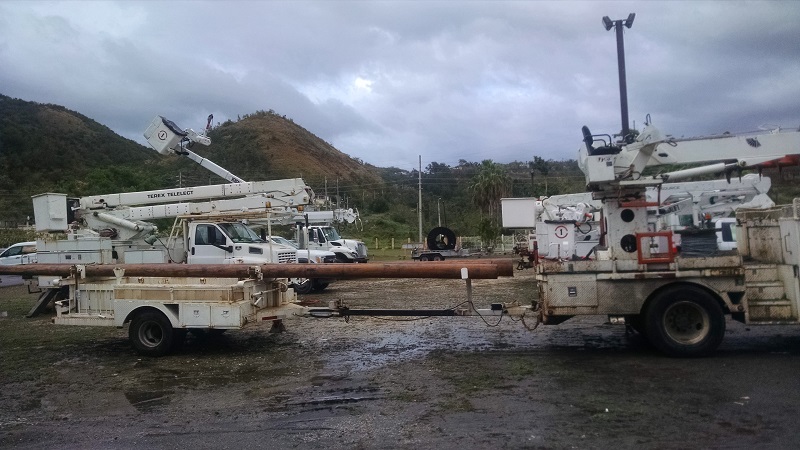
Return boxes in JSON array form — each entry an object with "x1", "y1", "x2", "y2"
[{"x1": 319, "y1": 319, "x2": 532, "y2": 373}]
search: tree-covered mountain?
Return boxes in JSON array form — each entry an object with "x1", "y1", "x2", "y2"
[{"x1": 0, "y1": 95, "x2": 162, "y2": 226}]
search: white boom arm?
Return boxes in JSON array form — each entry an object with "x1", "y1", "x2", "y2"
[
  {"x1": 76, "y1": 178, "x2": 311, "y2": 240},
  {"x1": 575, "y1": 118, "x2": 800, "y2": 261},
  {"x1": 143, "y1": 115, "x2": 245, "y2": 184},
  {"x1": 579, "y1": 122, "x2": 800, "y2": 192},
  {"x1": 80, "y1": 179, "x2": 310, "y2": 209},
  {"x1": 143, "y1": 115, "x2": 358, "y2": 226}
]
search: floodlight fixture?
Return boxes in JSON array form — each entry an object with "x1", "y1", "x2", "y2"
[
  {"x1": 602, "y1": 16, "x2": 613, "y2": 31},
  {"x1": 625, "y1": 13, "x2": 636, "y2": 28}
]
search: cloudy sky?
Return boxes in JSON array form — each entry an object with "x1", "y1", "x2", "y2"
[{"x1": 2, "y1": 1, "x2": 799, "y2": 170}]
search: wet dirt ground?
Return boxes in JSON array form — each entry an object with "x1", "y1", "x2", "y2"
[{"x1": 2, "y1": 269, "x2": 800, "y2": 449}]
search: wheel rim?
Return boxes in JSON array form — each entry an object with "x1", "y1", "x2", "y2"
[
  {"x1": 138, "y1": 320, "x2": 164, "y2": 348},
  {"x1": 294, "y1": 278, "x2": 312, "y2": 293},
  {"x1": 662, "y1": 300, "x2": 709, "y2": 345}
]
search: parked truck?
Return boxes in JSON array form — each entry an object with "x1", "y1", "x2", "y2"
[
  {"x1": 518, "y1": 118, "x2": 800, "y2": 356},
  {"x1": 23, "y1": 115, "x2": 324, "y2": 345},
  {"x1": 147, "y1": 114, "x2": 368, "y2": 265},
  {"x1": 299, "y1": 222, "x2": 368, "y2": 263}
]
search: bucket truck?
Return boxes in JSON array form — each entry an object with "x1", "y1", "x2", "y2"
[
  {"x1": 148, "y1": 114, "x2": 368, "y2": 263},
  {"x1": 32, "y1": 116, "x2": 312, "y2": 273},
  {"x1": 525, "y1": 118, "x2": 800, "y2": 356},
  {"x1": 24, "y1": 115, "x2": 322, "y2": 353}
]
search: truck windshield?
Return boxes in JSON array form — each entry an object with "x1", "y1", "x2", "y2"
[
  {"x1": 270, "y1": 236, "x2": 298, "y2": 249},
  {"x1": 320, "y1": 227, "x2": 341, "y2": 241},
  {"x1": 218, "y1": 223, "x2": 264, "y2": 243}
]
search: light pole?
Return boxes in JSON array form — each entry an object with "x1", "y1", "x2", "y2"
[{"x1": 602, "y1": 13, "x2": 635, "y2": 142}]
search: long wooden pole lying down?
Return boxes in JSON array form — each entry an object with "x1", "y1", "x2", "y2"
[{"x1": 0, "y1": 260, "x2": 514, "y2": 280}]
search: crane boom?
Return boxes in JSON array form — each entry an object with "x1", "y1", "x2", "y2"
[
  {"x1": 143, "y1": 115, "x2": 245, "y2": 184},
  {"x1": 579, "y1": 122, "x2": 800, "y2": 192}
]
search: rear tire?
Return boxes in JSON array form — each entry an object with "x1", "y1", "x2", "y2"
[
  {"x1": 644, "y1": 286, "x2": 725, "y2": 357},
  {"x1": 129, "y1": 310, "x2": 174, "y2": 357},
  {"x1": 293, "y1": 278, "x2": 314, "y2": 294}
]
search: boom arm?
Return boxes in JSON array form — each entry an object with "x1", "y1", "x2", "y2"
[
  {"x1": 579, "y1": 121, "x2": 800, "y2": 192},
  {"x1": 143, "y1": 115, "x2": 245, "y2": 184}
]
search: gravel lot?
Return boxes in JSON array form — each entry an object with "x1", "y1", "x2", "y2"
[{"x1": 2, "y1": 269, "x2": 800, "y2": 449}]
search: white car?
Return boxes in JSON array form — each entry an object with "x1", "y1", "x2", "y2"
[{"x1": 0, "y1": 241, "x2": 37, "y2": 265}]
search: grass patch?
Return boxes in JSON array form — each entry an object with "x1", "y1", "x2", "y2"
[
  {"x1": 367, "y1": 247, "x2": 410, "y2": 261},
  {"x1": 0, "y1": 286, "x2": 121, "y2": 383}
]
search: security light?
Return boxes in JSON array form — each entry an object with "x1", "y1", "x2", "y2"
[
  {"x1": 602, "y1": 16, "x2": 613, "y2": 31},
  {"x1": 625, "y1": 13, "x2": 636, "y2": 28}
]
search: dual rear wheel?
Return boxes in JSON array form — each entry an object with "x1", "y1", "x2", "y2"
[{"x1": 631, "y1": 285, "x2": 726, "y2": 357}]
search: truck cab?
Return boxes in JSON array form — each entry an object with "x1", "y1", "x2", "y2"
[
  {"x1": 187, "y1": 221, "x2": 297, "y2": 265},
  {"x1": 301, "y1": 226, "x2": 368, "y2": 263}
]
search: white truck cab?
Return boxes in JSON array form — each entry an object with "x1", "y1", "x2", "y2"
[
  {"x1": 187, "y1": 221, "x2": 296, "y2": 265},
  {"x1": 302, "y1": 225, "x2": 367, "y2": 263}
]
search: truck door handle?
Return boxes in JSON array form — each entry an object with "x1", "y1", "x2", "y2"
[
  {"x1": 191, "y1": 247, "x2": 195, "y2": 255},
  {"x1": 784, "y1": 234, "x2": 792, "y2": 254}
]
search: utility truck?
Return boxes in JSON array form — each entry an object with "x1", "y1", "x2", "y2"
[
  {"x1": 32, "y1": 116, "x2": 313, "y2": 273},
  {"x1": 298, "y1": 220, "x2": 368, "y2": 263},
  {"x1": 144, "y1": 114, "x2": 368, "y2": 264},
  {"x1": 24, "y1": 115, "x2": 321, "y2": 352},
  {"x1": 518, "y1": 118, "x2": 800, "y2": 356}
]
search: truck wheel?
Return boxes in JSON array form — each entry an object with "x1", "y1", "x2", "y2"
[
  {"x1": 129, "y1": 310, "x2": 174, "y2": 357},
  {"x1": 432, "y1": 254, "x2": 443, "y2": 261},
  {"x1": 293, "y1": 278, "x2": 314, "y2": 294},
  {"x1": 419, "y1": 255, "x2": 430, "y2": 261},
  {"x1": 644, "y1": 286, "x2": 725, "y2": 357}
]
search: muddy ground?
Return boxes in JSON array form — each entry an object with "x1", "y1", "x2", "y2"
[{"x1": 2, "y1": 268, "x2": 800, "y2": 449}]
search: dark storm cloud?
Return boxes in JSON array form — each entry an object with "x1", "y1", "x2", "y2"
[{"x1": 1, "y1": 1, "x2": 798, "y2": 170}]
